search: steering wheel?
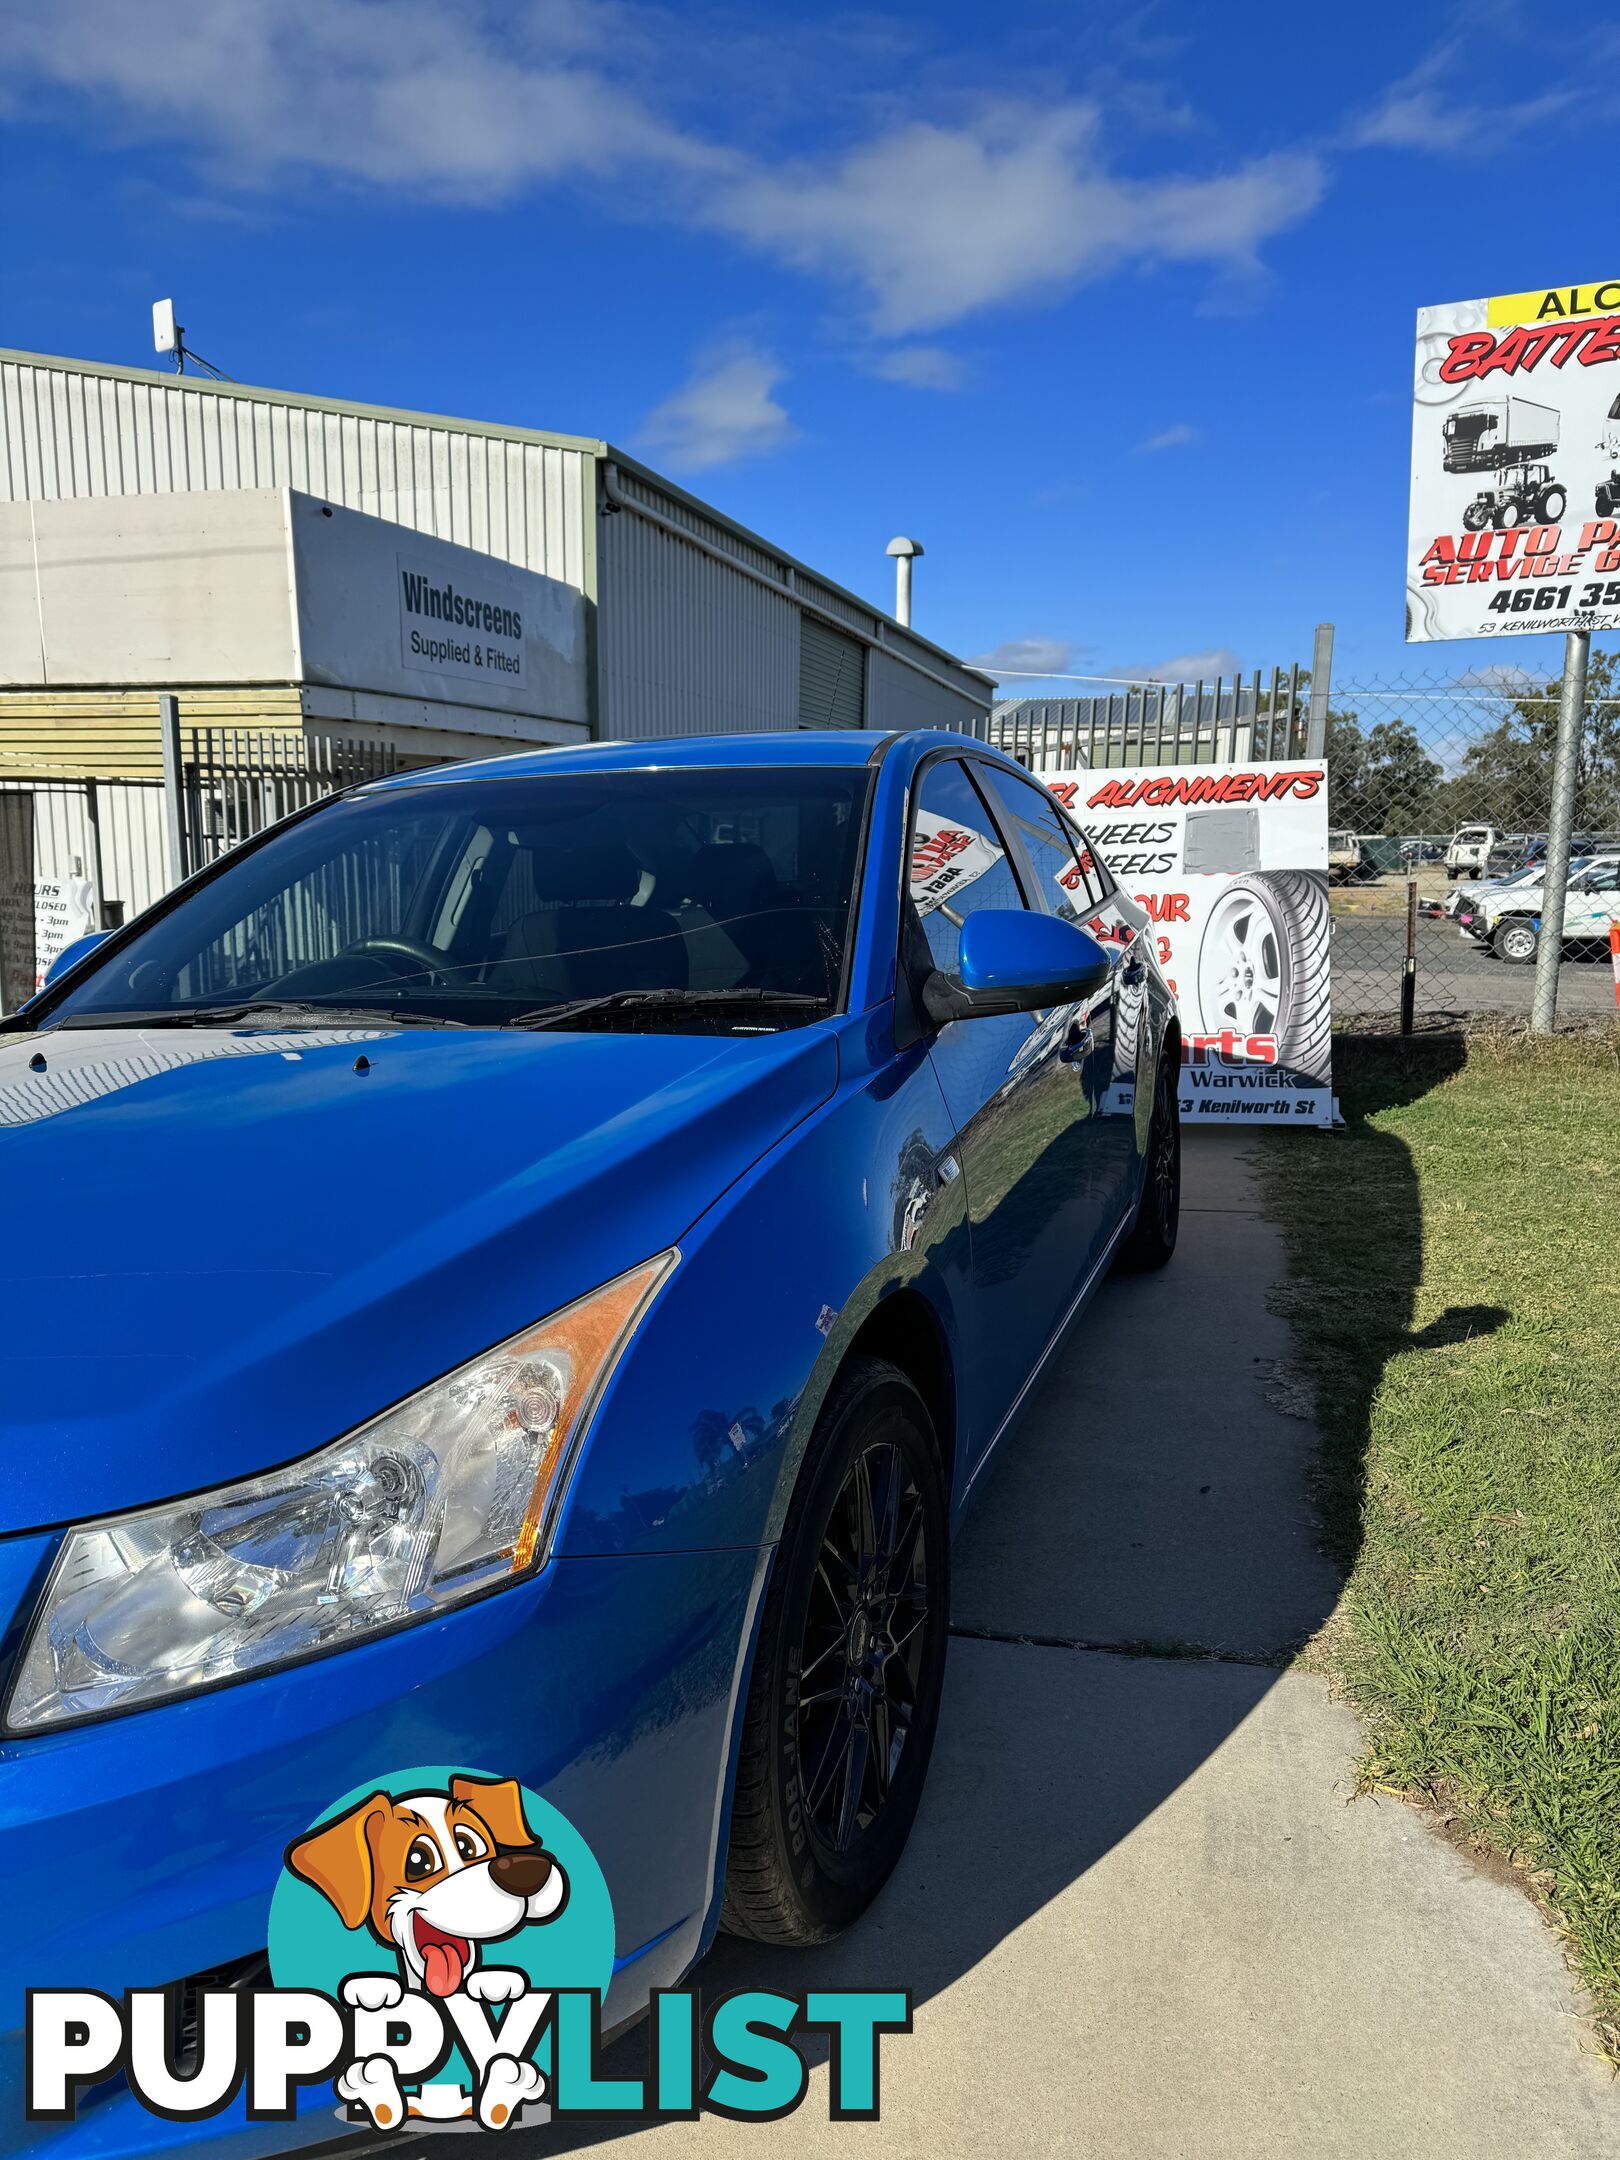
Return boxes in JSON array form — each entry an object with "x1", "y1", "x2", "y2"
[{"x1": 346, "y1": 936, "x2": 450, "y2": 986}]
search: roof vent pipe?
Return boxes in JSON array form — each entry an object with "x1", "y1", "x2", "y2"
[{"x1": 885, "y1": 536, "x2": 923, "y2": 628}]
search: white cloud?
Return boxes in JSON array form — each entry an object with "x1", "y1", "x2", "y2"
[
  {"x1": 866, "y1": 345, "x2": 968, "y2": 391},
  {"x1": 638, "y1": 344, "x2": 795, "y2": 471},
  {"x1": 0, "y1": 2, "x2": 1329, "y2": 334},
  {"x1": 1349, "y1": 41, "x2": 1575, "y2": 154},
  {"x1": 1139, "y1": 422, "x2": 1198, "y2": 452},
  {"x1": 967, "y1": 636, "x2": 1089, "y2": 679},
  {"x1": 1456, "y1": 662, "x2": 1541, "y2": 696},
  {"x1": 0, "y1": 0, "x2": 718, "y2": 198},
  {"x1": 709, "y1": 106, "x2": 1323, "y2": 333},
  {"x1": 1113, "y1": 646, "x2": 1241, "y2": 683}
]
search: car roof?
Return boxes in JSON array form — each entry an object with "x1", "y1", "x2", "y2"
[{"x1": 358, "y1": 729, "x2": 982, "y2": 792}]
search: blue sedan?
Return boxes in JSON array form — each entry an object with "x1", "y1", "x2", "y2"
[{"x1": 0, "y1": 729, "x2": 1178, "y2": 2152}]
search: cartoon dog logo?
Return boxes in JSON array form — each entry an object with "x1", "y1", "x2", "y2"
[{"x1": 286, "y1": 1773, "x2": 569, "y2": 2129}]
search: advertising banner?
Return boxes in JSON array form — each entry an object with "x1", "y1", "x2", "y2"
[
  {"x1": 1046, "y1": 758, "x2": 1334, "y2": 1128},
  {"x1": 1408, "y1": 277, "x2": 1620, "y2": 642}
]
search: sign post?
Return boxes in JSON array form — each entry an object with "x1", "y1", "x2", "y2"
[{"x1": 1531, "y1": 629, "x2": 1590, "y2": 1033}]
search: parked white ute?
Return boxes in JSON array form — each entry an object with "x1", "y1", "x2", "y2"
[
  {"x1": 1443, "y1": 824, "x2": 1499, "y2": 881},
  {"x1": 1441, "y1": 856, "x2": 1589, "y2": 922},
  {"x1": 1456, "y1": 854, "x2": 1620, "y2": 962}
]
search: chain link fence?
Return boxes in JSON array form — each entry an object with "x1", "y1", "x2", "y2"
[{"x1": 1325, "y1": 651, "x2": 1619, "y2": 1030}]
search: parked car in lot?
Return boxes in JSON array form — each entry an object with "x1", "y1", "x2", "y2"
[
  {"x1": 1444, "y1": 824, "x2": 1500, "y2": 880},
  {"x1": 1442, "y1": 855, "x2": 1590, "y2": 921},
  {"x1": 0, "y1": 730, "x2": 1179, "y2": 2156},
  {"x1": 1457, "y1": 852, "x2": 1620, "y2": 961},
  {"x1": 1483, "y1": 836, "x2": 1546, "y2": 879}
]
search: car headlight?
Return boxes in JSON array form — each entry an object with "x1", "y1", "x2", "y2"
[{"x1": 5, "y1": 1252, "x2": 676, "y2": 1734}]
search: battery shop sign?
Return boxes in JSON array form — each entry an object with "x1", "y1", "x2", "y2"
[
  {"x1": 398, "y1": 561, "x2": 527, "y2": 688},
  {"x1": 1409, "y1": 277, "x2": 1620, "y2": 642},
  {"x1": 1049, "y1": 761, "x2": 1334, "y2": 1129}
]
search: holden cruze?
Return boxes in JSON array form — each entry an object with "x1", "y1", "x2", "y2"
[{"x1": 0, "y1": 729, "x2": 1178, "y2": 2154}]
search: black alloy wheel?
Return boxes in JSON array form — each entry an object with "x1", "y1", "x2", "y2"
[
  {"x1": 722, "y1": 1357, "x2": 949, "y2": 1944},
  {"x1": 1118, "y1": 1046, "x2": 1181, "y2": 1272},
  {"x1": 796, "y1": 1437, "x2": 930, "y2": 1861}
]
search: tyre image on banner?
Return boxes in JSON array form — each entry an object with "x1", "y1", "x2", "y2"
[
  {"x1": 1046, "y1": 757, "x2": 1334, "y2": 1128},
  {"x1": 1195, "y1": 871, "x2": 1332, "y2": 1083}
]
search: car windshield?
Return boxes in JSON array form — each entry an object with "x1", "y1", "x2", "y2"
[{"x1": 43, "y1": 766, "x2": 873, "y2": 1034}]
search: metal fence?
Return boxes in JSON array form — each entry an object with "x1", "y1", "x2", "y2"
[
  {"x1": 949, "y1": 642, "x2": 1620, "y2": 1033},
  {"x1": 0, "y1": 729, "x2": 412, "y2": 1013},
  {"x1": 0, "y1": 777, "x2": 167, "y2": 1011},
  {"x1": 975, "y1": 666, "x2": 1323, "y2": 770},
  {"x1": 1318, "y1": 662, "x2": 1620, "y2": 1032},
  {"x1": 174, "y1": 726, "x2": 406, "y2": 876}
]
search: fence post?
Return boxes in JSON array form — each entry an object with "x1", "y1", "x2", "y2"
[
  {"x1": 158, "y1": 692, "x2": 188, "y2": 888},
  {"x1": 1306, "y1": 623, "x2": 1334, "y2": 756},
  {"x1": 1401, "y1": 878, "x2": 1417, "y2": 1035},
  {"x1": 1530, "y1": 628, "x2": 1589, "y2": 1035},
  {"x1": 83, "y1": 778, "x2": 108, "y2": 929}
]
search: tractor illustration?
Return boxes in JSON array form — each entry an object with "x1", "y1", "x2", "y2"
[
  {"x1": 1597, "y1": 393, "x2": 1620, "y2": 519},
  {"x1": 1443, "y1": 396, "x2": 1565, "y2": 530}
]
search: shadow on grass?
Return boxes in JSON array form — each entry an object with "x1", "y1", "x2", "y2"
[{"x1": 1267, "y1": 1033, "x2": 1507, "y2": 1570}]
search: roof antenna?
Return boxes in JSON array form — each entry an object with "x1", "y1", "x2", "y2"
[{"x1": 152, "y1": 298, "x2": 232, "y2": 381}]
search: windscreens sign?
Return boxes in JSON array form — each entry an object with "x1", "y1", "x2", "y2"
[
  {"x1": 1048, "y1": 760, "x2": 1333, "y2": 1128},
  {"x1": 1409, "y1": 279, "x2": 1620, "y2": 641},
  {"x1": 398, "y1": 560, "x2": 526, "y2": 687}
]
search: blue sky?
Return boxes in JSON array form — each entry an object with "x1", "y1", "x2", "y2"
[{"x1": 2, "y1": 0, "x2": 1616, "y2": 694}]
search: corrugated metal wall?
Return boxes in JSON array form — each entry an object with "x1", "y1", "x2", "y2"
[
  {"x1": 0, "y1": 355, "x2": 593, "y2": 588},
  {"x1": 596, "y1": 471, "x2": 799, "y2": 736},
  {"x1": 799, "y1": 618, "x2": 866, "y2": 728},
  {"x1": 868, "y1": 646, "x2": 964, "y2": 734},
  {"x1": 597, "y1": 462, "x2": 990, "y2": 740}
]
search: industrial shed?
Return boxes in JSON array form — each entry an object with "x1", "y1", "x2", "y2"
[{"x1": 0, "y1": 349, "x2": 992, "y2": 780}]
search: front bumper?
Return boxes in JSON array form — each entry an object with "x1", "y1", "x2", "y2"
[{"x1": 0, "y1": 1538, "x2": 769, "y2": 2157}]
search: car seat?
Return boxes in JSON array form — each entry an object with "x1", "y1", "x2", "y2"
[
  {"x1": 684, "y1": 841, "x2": 830, "y2": 998},
  {"x1": 493, "y1": 839, "x2": 687, "y2": 1002}
]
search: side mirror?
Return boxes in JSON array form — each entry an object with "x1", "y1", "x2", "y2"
[
  {"x1": 42, "y1": 929, "x2": 113, "y2": 989},
  {"x1": 922, "y1": 909, "x2": 1113, "y2": 1024}
]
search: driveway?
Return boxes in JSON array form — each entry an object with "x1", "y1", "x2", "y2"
[{"x1": 522, "y1": 1133, "x2": 1617, "y2": 2157}]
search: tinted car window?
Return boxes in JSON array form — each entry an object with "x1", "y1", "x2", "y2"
[
  {"x1": 46, "y1": 768, "x2": 872, "y2": 1032},
  {"x1": 907, "y1": 759, "x2": 1028, "y2": 975},
  {"x1": 977, "y1": 766, "x2": 1096, "y2": 923}
]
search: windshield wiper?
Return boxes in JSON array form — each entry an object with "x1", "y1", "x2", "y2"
[
  {"x1": 55, "y1": 1002, "x2": 472, "y2": 1032},
  {"x1": 503, "y1": 987, "x2": 828, "y2": 1032}
]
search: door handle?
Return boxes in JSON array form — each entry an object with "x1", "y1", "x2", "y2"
[{"x1": 1060, "y1": 1020, "x2": 1091, "y2": 1064}]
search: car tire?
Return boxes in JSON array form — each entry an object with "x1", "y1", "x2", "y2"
[
  {"x1": 1195, "y1": 870, "x2": 1331, "y2": 1081},
  {"x1": 1117, "y1": 1046, "x2": 1180, "y2": 1272},
  {"x1": 1493, "y1": 916, "x2": 1538, "y2": 964},
  {"x1": 721, "y1": 1357, "x2": 949, "y2": 1945}
]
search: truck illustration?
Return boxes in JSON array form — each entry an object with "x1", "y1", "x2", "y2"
[
  {"x1": 1597, "y1": 393, "x2": 1620, "y2": 519},
  {"x1": 1442, "y1": 396, "x2": 1565, "y2": 530}
]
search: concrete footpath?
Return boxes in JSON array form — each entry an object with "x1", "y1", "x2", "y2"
[{"x1": 535, "y1": 1133, "x2": 1618, "y2": 2157}]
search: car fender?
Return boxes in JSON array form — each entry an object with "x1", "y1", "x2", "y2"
[{"x1": 551, "y1": 1007, "x2": 971, "y2": 1560}]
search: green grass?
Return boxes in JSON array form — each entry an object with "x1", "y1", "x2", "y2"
[{"x1": 1253, "y1": 1027, "x2": 1620, "y2": 2048}]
